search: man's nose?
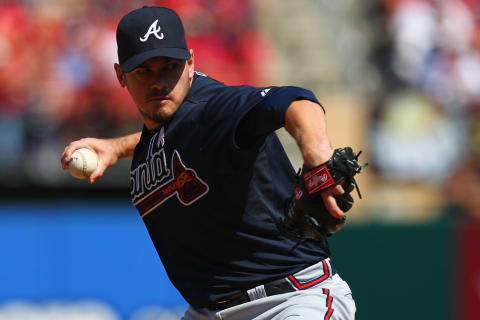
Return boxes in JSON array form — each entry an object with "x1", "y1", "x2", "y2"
[{"x1": 151, "y1": 73, "x2": 169, "y2": 89}]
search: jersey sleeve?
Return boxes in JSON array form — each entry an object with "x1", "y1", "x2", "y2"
[
  {"x1": 200, "y1": 84, "x2": 272, "y2": 150},
  {"x1": 200, "y1": 84, "x2": 321, "y2": 150},
  {"x1": 236, "y1": 86, "x2": 322, "y2": 147}
]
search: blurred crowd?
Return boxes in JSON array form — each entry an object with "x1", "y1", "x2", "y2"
[
  {"x1": 0, "y1": 0, "x2": 274, "y2": 186},
  {"x1": 368, "y1": 0, "x2": 480, "y2": 221},
  {"x1": 0, "y1": 0, "x2": 479, "y2": 222}
]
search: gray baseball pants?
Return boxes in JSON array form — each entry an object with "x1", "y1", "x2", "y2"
[{"x1": 182, "y1": 258, "x2": 356, "y2": 320}]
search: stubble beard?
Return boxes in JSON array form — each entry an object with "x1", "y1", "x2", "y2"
[
  {"x1": 140, "y1": 101, "x2": 176, "y2": 126},
  {"x1": 139, "y1": 75, "x2": 191, "y2": 128}
]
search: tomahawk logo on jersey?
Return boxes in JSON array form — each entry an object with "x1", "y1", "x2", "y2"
[{"x1": 131, "y1": 146, "x2": 209, "y2": 217}]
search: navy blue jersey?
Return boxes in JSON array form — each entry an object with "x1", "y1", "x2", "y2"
[{"x1": 130, "y1": 72, "x2": 331, "y2": 308}]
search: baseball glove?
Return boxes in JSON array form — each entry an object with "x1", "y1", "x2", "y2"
[{"x1": 283, "y1": 147, "x2": 367, "y2": 242}]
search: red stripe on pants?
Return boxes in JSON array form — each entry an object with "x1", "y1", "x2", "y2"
[{"x1": 322, "y1": 288, "x2": 334, "y2": 320}]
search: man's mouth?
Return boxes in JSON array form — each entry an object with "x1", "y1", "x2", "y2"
[{"x1": 147, "y1": 96, "x2": 169, "y2": 102}]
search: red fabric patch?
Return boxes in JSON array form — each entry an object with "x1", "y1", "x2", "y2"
[{"x1": 303, "y1": 165, "x2": 334, "y2": 194}]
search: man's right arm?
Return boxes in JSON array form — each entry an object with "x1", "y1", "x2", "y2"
[{"x1": 61, "y1": 132, "x2": 141, "y2": 184}]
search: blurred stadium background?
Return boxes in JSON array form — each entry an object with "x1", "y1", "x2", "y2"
[{"x1": 1, "y1": 0, "x2": 479, "y2": 319}]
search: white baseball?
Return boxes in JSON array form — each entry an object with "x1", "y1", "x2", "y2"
[{"x1": 68, "y1": 148, "x2": 98, "y2": 179}]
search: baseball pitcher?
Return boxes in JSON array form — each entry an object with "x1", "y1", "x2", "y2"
[{"x1": 61, "y1": 6, "x2": 367, "y2": 320}]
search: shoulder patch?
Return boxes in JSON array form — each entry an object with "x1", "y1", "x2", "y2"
[
  {"x1": 260, "y1": 88, "x2": 271, "y2": 97},
  {"x1": 194, "y1": 71, "x2": 207, "y2": 77}
]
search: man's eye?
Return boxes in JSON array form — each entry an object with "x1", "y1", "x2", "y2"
[
  {"x1": 137, "y1": 68, "x2": 150, "y2": 75},
  {"x1": 166, "y1": 63, "x2": 180, "y2": 71}
]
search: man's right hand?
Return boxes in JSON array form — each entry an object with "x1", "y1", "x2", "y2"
[{"x1": 61, "y1": 138, "x2": 120, "y2": 184}]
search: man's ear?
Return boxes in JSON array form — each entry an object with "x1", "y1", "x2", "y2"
[
  {"x1": 114, "y1": 63, "x2": 126, "y2": 87},
  {"x1": 187, "y1": 49, "x2": 195, "y2": 80}
]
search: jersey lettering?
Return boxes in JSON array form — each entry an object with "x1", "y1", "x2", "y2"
[
  {"x1": 131, "y1": 148, "x2": 170, "y2": 202},
  {"x1": 132, "y1": 150, "x2": 209, "y2": 217}
]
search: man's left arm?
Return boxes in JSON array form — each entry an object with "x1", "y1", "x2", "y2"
[
  {"x1": 236, "y1": 87, "x2": 347, "y2": 219},
  {"x1": 284, "y1": 99, "x2": 346, "y2": 220}
]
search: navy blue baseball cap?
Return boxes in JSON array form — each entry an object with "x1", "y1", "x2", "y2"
[{"x1": 116, "y1": 6, "x2": 191, "y2": 72}]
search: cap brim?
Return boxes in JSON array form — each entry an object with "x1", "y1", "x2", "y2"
[{"x1": 120, "y1": 48, "x2": 191, "y2": 72}]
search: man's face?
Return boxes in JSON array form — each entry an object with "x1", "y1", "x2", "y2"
[{"x1": 115, "y1": 51, "x2": 194, "y2": 129}]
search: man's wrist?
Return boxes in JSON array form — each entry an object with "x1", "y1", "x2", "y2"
[
  {"x1": 111, "y1": 133, "x2": 140, "y2": 159},
  {"x1": 302, "y1": 145, "x2": 334, "y2": 167}
]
